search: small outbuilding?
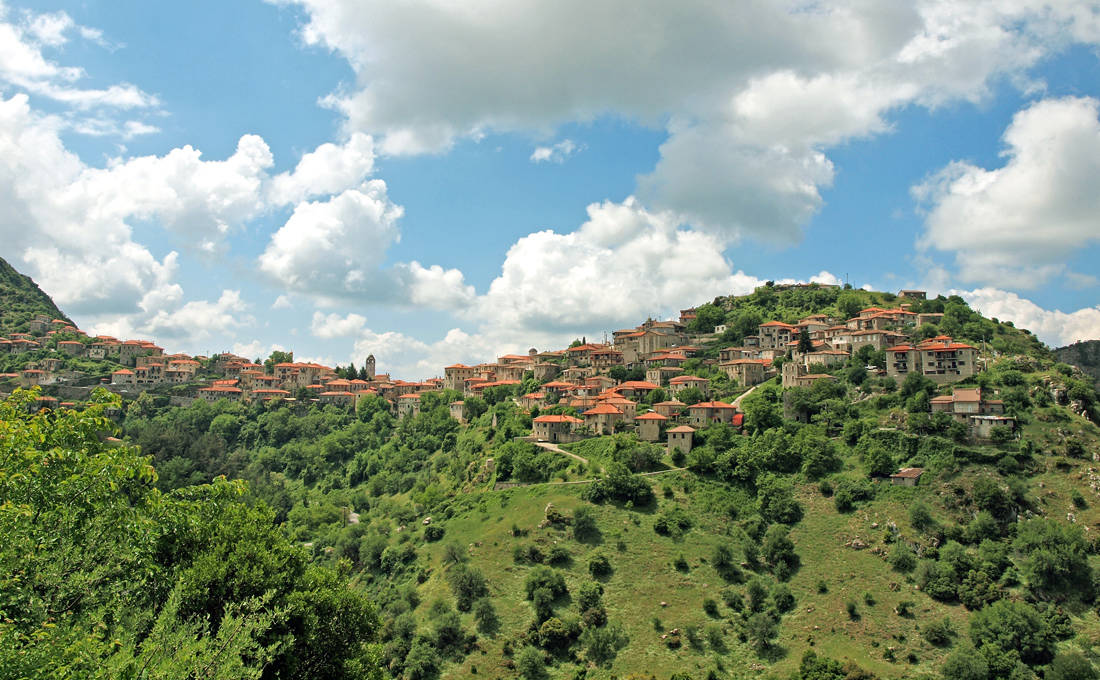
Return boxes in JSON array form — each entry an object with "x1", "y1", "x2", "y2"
[{"x1": 890, "y1": 467, "x2": 923, "y2": 486}]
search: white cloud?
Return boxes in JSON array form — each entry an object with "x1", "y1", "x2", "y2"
[
  {"x1": 530, "y1": 139, "x2": 578, "y2": 164},
  {"x1": 916, "y1": 96, "x2": 1100, "y2": 287},
  {"x1": 311, "y1": 311, "x2": 367, "y2": 339},
  {"x1": 142, "y1": 289, "x2": 252, "y2": 345},
  {"x1": 258, "y1": 181, "x2": 402, "y2": 294},
  {"x1": 959, "y1": 287, "x2": 1100, "y2": 347},
  {"x1": 267, "y1": 132, "x2": 376, "y2": 205},
  {"x1": 0, "y1": 3, "x2": 157, "y2": 114},
  {"x1": 271, "y1": 295, "x2": 293, "y2": 310},
  {"x1": 232, "y1": 340, "x2": 286, "y2": 361},
  {"x1": 277, "y1": 0, "x2": 1100, "y2": 242}
]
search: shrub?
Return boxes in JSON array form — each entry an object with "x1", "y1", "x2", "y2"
[
  {"x1": 546, "y1": 545, "x2": 571, "y2": 565},
  {"x1": 572, "y1": 506, "x2": 599, "y2": 541},
  {"x1": 576, "y1": 581, "x2": 603, "y2": 613},
  {"x1": 921, "y1": 616, "x2": 954, "y2": 646},
  {"x1": 818, "y1": 479, "x2": 834, "y2": 497},
  {"x1": 747, "y1": 578, "x2": 768, "y2": 612},
  {"x1": 587, "y1": 551, "x2": 612, "y2": 577},
  {"x1": 524, "y1": 566, "x2": 567, "y2": 600},
  {"x1": 889, "y1": 543, "x2": 917, "y2": 573},
  {"x1": 424, "y1": 524, "x2": 445, "y2": 541},
  {"x1": 816, "y1": 579, "x2": 828, "y2": 594},
  {"x1": 579, "y1": 623, "x2": 629, "y2": 667},
  {"x1": 516, "y1": 646, "x2": 545, "y2": 680},
  {"x1": 474, "y1": 597, "x2": 500, "y2": 635},
  {"x1": 703, "y1": 598, "x2": 720, "y2": 617},
  {"x1": 772, "y1": 584, "x2": 795, "y2": 613},
  {"x1": 446, "y1": 564, "x2": 489, "y2": 611},
  {"x1": 674, "y1": 553, "x2": 690, "y2": 572},
  {"x1": 846, "y1": 601, "x2": 859, "y2": 620},
  {"x1": 863, "y1": 591, "x2": 875, "y2": 606},
  {"x1": 895, "y1": 600, "x2": 913, "y2": 617}
]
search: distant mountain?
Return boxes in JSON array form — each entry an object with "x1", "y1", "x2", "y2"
[
  {"x1": 0, "y1": 256, "x2": 70, "y2": 335},
  {"x1": 1055, "y1": 339, "x2": 1100, "y2": 388}
]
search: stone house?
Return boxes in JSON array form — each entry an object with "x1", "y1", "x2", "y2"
[
  {"x1": 890, "y1": 467, "x2": 923, "y2": 486},
  {"x1": 886, "y1": 336, "x2": 978, "y2": 384},
  {"x1": 583, "y1": 403, "x2": 624, "y2": 435},
  {"x1": 646, "y1": 366, "x2": 684, "y2": 386},
  {"x1": 667, "y1": 425, "x2": 695, "y2": 457},
  {"x1": 397, "y1": 393, "x2": 422, "y2": 418},
  {"x1": 668, "y1": 375, "x2": 710, "y2": 399},
  {"x1": 653, "y1": 399, "x2": 687, "y2": 418},
  {"x1": 57, "y1": 340, "x2": 84, "y2": 356},
  {"x1": 198, "y1": 385, "x2": 243, "y2": 402},
  {"x1": 635, "y1": 411, "x2": 667, "y2": 441},
  {"x1": 532, "y1": 414, "x2": 584, "y2": 443},
  {"x1": 720, "y1": 358, "x2": 766, "y2": 387},
  {"x1": 686, "y1": 400, "x2": 738, "y2": 427},
  {"x1": 757, "y1": 321, "x2": 796, "y2": 349}
]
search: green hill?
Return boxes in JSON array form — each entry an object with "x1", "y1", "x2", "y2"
[
  {"x1": 6, "y1": 285, "x2": 1100, "y2": 679},
  {"x1": 1056, "y1": 340, "x2": 1100, "y2": 389},
  {"x1": 0, "y1": 255, "x2": 70, "y2": 335}
]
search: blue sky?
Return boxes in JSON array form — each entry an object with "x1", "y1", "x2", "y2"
[{"x1": 2, "y1": 0, "x2": 1099, "y2": 377}]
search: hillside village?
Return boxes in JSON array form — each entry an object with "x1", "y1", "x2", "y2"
[{"x1": 2, "y1": 285, "x2": 1026, "y2": 466}]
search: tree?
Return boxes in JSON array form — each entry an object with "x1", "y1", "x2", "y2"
[
  {"x1": 264, "y1": 350, "x2": 294, "y2": 372},
  {"x1": 446, "y1": 564, "x2": 489, "y2": 611},
  {"x1": 1013, "y1": 518, "x2": 1092, "y2": 597},
  {"x1": 0, "y1": 389, "x2": 383, "y2": 679},
  {"x1": 1047, "y1": 651, "x2": 1099, "y2": 680},
  {"x1": 745, "y1": 611, "x2": 779, "y2": 653},
  {"x1": 572, "y1": 505, "x2": 599, "y2": 541},
  {"x1": 516, "y1": 646, "x2": 545, "y2": 680},
  {"x1": 798, "y1": 328, "x2": 814, "y2": 354},
  {"x1": 678, "y1": 386, "x2": 705, "y2": 405},
  {"x1": 941, "y1": 649, "x2": 989, "y2": 680},
  {"x1": 474, "y1": 597, "x2": 500, "y2": 635},
  {"x1": 579, "y1": 623, "x2": 629, "y2": 667},
  {"x1": 969, "y1": 599, "x2": 1055, "y2": 665}
]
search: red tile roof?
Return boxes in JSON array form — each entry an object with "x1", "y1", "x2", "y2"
[
  {"x1": 584, "y1": 403, "x2": 624, "y2": 416},
  {"x1": 635, "y1": 412, "x2": 668, "y2": 421},
  {"x1": 688, "y1": 400, "x2": 737, "y2": 410},
  {"x1": 533, "y1": 415, "x2": 583, "y2": 424}
]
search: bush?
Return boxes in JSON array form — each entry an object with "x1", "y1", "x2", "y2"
[
  {"x1": 424, "y1": 524, "x2": 445, "y2": 541},
  {"x1": 703, "y1": 598, "x2": 720, "y2": 617},
  {"x1": 833, "y1": 478, "x2": 874, "y2": 513},
  {"x1": 772, "y1": 584, "x2": 795, "y2": 613},
  {"x1": 909, "y1": 501, "x2": 935, "y2": 531},
  {"x1": 473, "y1": 597, "x2": 500, "y2": 635},
  {"x1": 969, "y1": 599, "x2": 1055, "y2": 665},
  {"x1": 889, "y1": 543, "x2": 917, "y2": 573},
  {"x1": 573, "y1": 505, "x2": 599, "y2": 541},
  {"x1": 895, "y1": 600, "x2": 913, "y2": 617},
  {"x1": 587, "y1": 551, "x2": 612, "y2": 577},
  {"x1": 579, "y1": 622, "x2": 629, "y2": 667},
  {"x1": 863, "y1": 591, "x2": 875, "y2": 606},
  {"x1": 546, "y1": 545, "x2": 571, "y2": 565},
  {"x1": 818, "y1": 479, "x2": 834, "y2": 497},
  {"x1": 846, "y1": 600, "x2": 859, "y2": 620},
  {"x1": 516, "y1": 646, "x2": 545, "y2": 680},
  {"x1": 940, "y1": 649, "x2": 988, "y2": 680},
  {"x1": 1047, "y1": 650, "x2": 1099, "y2": 680},
  {"x1": 446, "y1": 564, "x2": 489, "y2": 611},
  {"x1": 576, "y1": 581, "x2": 603, "y2": 613},
  {"x1": 921, "y1": 616, "x2": 954, "y2": 646},
  {"x1": 524, "y1": 566, "x2": 567, "y2": 600}
]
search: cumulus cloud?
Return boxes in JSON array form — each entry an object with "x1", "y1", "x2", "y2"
[
  {"x1": 277, "y1": 0, "x2": 1100, "y2": 242},
  {"x1": 267, "y1": 132, "x2": 376, "y2": 205},
  {"x1": 530, "y1": 139, "x2": 578, "y2": 164},
  {"x1": 470, "y1": 198, "x2": 764, "y2": 334},
  {"x1": 311, "y1": 311, "x2": 367, "y2": 339},
  {"x1": 960, "y1": 288, "x2": 1100, "y2": 347},
  {"x1": 916, "y1": 96, "x2": 1100, "y2": 287}
]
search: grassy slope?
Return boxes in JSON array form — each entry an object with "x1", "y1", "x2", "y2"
[{"x1": 393, "y1": 382, "x2": 1100, "y2": 680}]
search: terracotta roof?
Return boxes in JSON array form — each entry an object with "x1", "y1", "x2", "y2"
[
  {"x1": 584, "y1": 403, "x2": 624, "y2": 416},
  {"x1": 112, "y1": 369, "x2": 133, "y2": 374},
  {"x1": 616, "y1": 381, "x2": 660, "y2": 390},
  {"x1": 891, "y1": 467, "x2": 923, "y2": 479},
  {"x1": 533, "y1": 414, "x2": 583, "y2": 424},
  {"x1": 635, "y1": 412, "x2": 668, "y2": 421},
  {"x1": 760, "y1": 321, "x2": 796, "y2": 328},
  {"x1": 200, "y1": 385, "x2": 242, "y2": 393},
  {"x1": 669, "y1": 375, "x2": 708, "y2": 383},
  {"x1": 689, "y1": 400, "x2": 737, "y2": 410},
  {"x1": 667, "y1": 425, "x2": 696, "y2": 433},
  {"x1": 654, "y1": 400, "x2": 686, "y2": 407}
]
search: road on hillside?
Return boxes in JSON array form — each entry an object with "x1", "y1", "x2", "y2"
[
  {"x1": 732, "y1": 383, "x2": 761, "y2": 409},
  {"x1": 534, "y1": 441, "x2": 596, "y2": 470}
]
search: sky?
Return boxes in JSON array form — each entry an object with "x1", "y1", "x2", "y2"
[{"x1": 1, "y1": 0, "x2": 1100, "y2": 378}]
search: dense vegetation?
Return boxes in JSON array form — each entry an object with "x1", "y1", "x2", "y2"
[
  {"x1": 5, "y1": 280, "x2": 1100, "y2": 679},
  {"x1": 0, "y1": 389, "x2": 382, "y2": 679},
  {"x1": 0, "y1": 255, "x2": 69, "y2": 335},
  {"x1": 1056, "y1": 340, "x2": 1100, "y2": 389}
]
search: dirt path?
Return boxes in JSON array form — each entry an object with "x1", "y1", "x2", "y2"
[
  {"x1": 534, "y1": 440, "x2": 593, "y2": 468},
  {"x1": 731, "y1": 383, "x2": 761, "y2": 409},
  {"x1": 493, "y1": 466, "x2": 688, "y2": 490}
]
